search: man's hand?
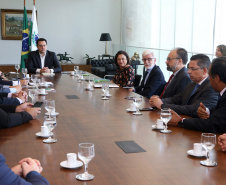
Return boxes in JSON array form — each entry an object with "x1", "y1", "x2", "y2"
[
  {"x1": 149, "y1": 95, "x2": 162, "y2": 109},
  {"x1": 17, "y1": 91, "x2": 28, "y2": 103},
  {"x1": 10, "y1": 85, "x2": 22, "y2": 93},
  {"x1": 218, "y1": 134, "x2": 226, "y2": 152},
  {"x1": 20, "y1": 79, "x2": 29, "y2": 86},
  {"x1": 129, "y1": 88, "x2": 134, "y2": 92},
  {"x1": 26, "y1": 107, "x2": 41, "y2": 119},
  {"x1": 20, "y1": 158, "x2": 43, "y2": 177},
  {"x1": 168, "y1": 110, "x2": 181, "y2": 127},
  {"x1": 15, "y1": 103, "x2": 33, "y2": 112},
  {"x1": 11, "y1": 165, "x2": 23, "y2": 176},
  {"x1": 197, "y1": 102, "x2": 209, "y2": 119},
  {"x1": 40, "y1": 67, "x2": 51, "y2": 73}
]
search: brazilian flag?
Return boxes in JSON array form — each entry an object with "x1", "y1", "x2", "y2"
[{"x1": 20, "y1": 6, "x2": 29, "y2": 71}]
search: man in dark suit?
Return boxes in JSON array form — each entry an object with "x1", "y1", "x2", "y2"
[
  {"x1": 27, "y1": 38, "x2": 62, "y2": 73},
  {"x1": 129, "y1": 50, "x2": 166, "y2": 98},
  {"x1": 0, "y1": 103, "x2": 41, "y2": 128},
  {"x1": 149, "y1": 54, "x2": 218, "y2": 117},
  {"x1": 156, "y1": 48, "x2": 191, "y2": 99},
  {"x1": 0, "y1": 154, "x2": 49, "y2": 184},
  {"x1": 168, "y1": 57, "x2": 226, "y2": 133}
]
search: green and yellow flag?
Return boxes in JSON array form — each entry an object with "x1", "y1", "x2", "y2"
[{"x1": 20, "y1": 6, "x2": 29, "y2": 70}]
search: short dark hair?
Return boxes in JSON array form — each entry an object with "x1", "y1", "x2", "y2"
[
  {"x1": 114, "y1": 50, "x2": 131, "y2": 67},
  {"x1": 36, "y1": 38, "x2": 47, "y2": 46},
  {"x1": 175, "y1": 48, "x2": 188, "y2": 65},
  {"x1": 210, "y1": 57, "x2": 226, "y2": 83},
  {"x1": 190, "y1": 54, "x2": 211, "y2": 70},
  {"x1": 217, "y1": 45, "x2": 226, "y2": 56}
]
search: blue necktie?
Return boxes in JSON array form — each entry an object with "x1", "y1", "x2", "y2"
[{"x1": 186, "y1": 84, "x2": 199, "y2": 104}]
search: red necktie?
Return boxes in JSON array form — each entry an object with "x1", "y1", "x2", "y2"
[{"x1": 160, "y1": 74, "x2": 174, "y2": 98}]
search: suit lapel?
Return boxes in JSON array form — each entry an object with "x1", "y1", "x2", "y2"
[
  {"x1": 35, "y1": 50, "x2": 42, "y2": 68},
  {"x1": 44, "y1": 51, "x2": 49, "y2": 67}
]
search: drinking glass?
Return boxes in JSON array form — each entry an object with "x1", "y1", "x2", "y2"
[
  {"x1": 29, "y1": 89, "x2": 37, "y2": 104},
  {"x1": 160, "y1": 108, "x2": 172, "y2": 133},
  {"x1": 76, "y1": 143, "x2": 95, "y2": 181},
  {"x1": 45, "y1": 99, "x2": 55, "y2": 119},
  {"x1": 74, "y1": 66, "x2": 79, "y2": 76},
  {"x1": 15, "y1": 64, "x2": 20, "y2": 74},
  {"x1": 200, "y1": 133, "x2": 217, "y2": 166},
  {"x1": 43, "y1": 116, "x2": 57, "y2": 143},
  {"x1": 35, "y1": 78, "x2": 41, "y2": 89},
  {"x1": 133, "y1": 96, "x2": 142, "y2": 115},
  {"x1": 89, "y1": 77, "x2": 95, "y2": 90},
  {"x1": 101, "y1": 84, "x2": 109, "y2": 100},
  {"x1": 21, "y1": 68, "x2": 27, "y2": 78}
]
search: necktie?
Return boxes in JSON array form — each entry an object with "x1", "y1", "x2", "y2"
[
  {"x1": 143, "y1": 71, "x2": 149, "y2": 86},
  {"x1": 186, "y1": 84, "x2": 199, "y2": 105},
  {"x1": 160, "y1": 74, "x2": 174, "y2": 98}
]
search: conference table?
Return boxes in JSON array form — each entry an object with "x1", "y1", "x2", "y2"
[{"x1": 0, "y1": 73, "x2": 226, "y2": 185}]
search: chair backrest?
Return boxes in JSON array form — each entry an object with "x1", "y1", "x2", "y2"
[{"x1": 134, "y1": 74, "x2": 142, "y2": 87}]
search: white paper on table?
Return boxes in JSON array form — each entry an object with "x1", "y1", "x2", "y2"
[{"x1": 94, "y1": 84, "x2": 119, "y2": 88}]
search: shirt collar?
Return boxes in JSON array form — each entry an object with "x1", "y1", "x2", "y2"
[
  {"x1": 220, "y1": 87, "x2": 226, "y2": 96},
  {"x1": 198, "y1": 76, "x2": 208, "y2": 86}
]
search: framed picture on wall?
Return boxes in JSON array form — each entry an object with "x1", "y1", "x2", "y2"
[{"x1": 1, "y1": 9, "x2": 36, "y2": 40}]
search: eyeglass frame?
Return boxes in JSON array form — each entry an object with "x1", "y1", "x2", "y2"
[
  {"x1": 187, "y1": 67, "x2": 204, "y2": 71},
  {"x1": 142, "y1": 58, "x2": 156, "y2": 62}
]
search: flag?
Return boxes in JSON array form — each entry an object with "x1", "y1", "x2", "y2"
[
  {"x1": 29, "y1": 5, "x2": 39, "y2": 51},
  {"x1": 20, "y1": 6, "x2": 29, "y2": 70}
]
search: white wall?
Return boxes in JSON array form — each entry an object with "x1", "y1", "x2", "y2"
[{"x1": 0, "y1": 0, "x2": 121, "y2": 64}]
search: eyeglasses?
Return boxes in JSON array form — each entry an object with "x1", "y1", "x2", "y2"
[
  {"x1": 166, "y1": 57, "x2": 181, "y2": 61},
  {"x1": 142, "y1": 58, "x2": 155, "y2": 62},
  {"x1": 187, "y1": 67, "x2": 203, "y2": 71}
]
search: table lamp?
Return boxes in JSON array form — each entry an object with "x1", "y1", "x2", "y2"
[{"x1": 99, "y1": 33, "x2": 112, "y2": 55}]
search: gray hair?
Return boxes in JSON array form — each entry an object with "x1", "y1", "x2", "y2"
[{"x1": 142, "y1": 49, "x2": 156, "y2": 58}]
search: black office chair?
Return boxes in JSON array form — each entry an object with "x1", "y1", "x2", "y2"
[{"x1": 24, "y1": 58, "x2": 28, "y2": 68}]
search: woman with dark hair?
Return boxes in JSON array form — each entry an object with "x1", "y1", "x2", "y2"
[
  {"x1": 215, "y1": 45, "x2": 226, "y2": 57},
  {"x1": 112, "y1": 50, "x2": 135, "y2": 87}
]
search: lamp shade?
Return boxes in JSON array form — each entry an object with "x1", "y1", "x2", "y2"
[{"x1": 99, "y1": 33, "x2": 112, "y2": 41}]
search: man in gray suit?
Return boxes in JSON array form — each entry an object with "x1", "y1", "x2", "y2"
[
  {"x1": 149, "y1": 54, "x2": 218, "y2": 118},
  {"x1": 157, "y1": 48, "x2": 191, "y2": 99}
]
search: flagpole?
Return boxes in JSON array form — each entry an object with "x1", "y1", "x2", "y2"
[
  {"x1": 24, "y1": 0, "x2": 25, "y2": 6},
  {"x1": 34, "y1": 0, "x2": 35, "y2": 5}
]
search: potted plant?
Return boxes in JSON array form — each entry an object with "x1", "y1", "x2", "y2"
[{"x1": 83, "y1": 54, "x2": 96, "y2": 65}]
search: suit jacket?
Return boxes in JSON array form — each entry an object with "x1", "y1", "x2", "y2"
[
  {"x1": 27, "y1": 50, "x2": 62, "y2": 73},
  {"x1": 182, "y1": 91, "x2": 226, "y2": 133},
  {"x1": 161, "y1": 67, "x2": 191, "y2": 98},
  {"x1": 0, "y1": 77, "x2": 13, "y2": 86},
  {"x1": 0, "y1": 154, "x2": 49, "y2": 185},
  {"x1": 0, "y1": 95, "x2": 20, "y2": 105},
  {"x1": 135, "y1": 65, "x2": 166, "y2": 98},
  {"x1": 0, "y1": 104, "x2": 32, "y2": 128},
  {"x1": 162, "y1": 78, "x2": 218, "y2": 117}
]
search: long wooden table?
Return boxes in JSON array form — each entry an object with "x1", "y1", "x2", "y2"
[{"x1": 0, "y1": 73, "x2": 226, "y2": 185}]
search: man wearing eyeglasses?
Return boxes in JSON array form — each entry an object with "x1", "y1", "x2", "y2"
[
  {"x1": 168, "y1": 57, "x2": 226, "y2": 133},
  {"x1": 129, "y1": 50, "x2": 166, "y2": 98},
  {"x1": 154, "y1": 48, "x2": 191, "y2": 99},
  {"x1": 149, "y1": 54, "x2": 218, "y2": 118}
]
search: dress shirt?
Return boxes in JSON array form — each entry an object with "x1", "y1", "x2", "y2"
[{"x1": 36, "y1": 53, "x2": 54, "y2": 73}]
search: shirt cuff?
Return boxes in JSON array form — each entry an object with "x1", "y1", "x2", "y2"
[
  {"x1": 10, "y1": 88, "x2": 17, "y2": 93},
  {"x1": 206, "y1": 108, "x2": 210, "y2": 115},
  {"x1": 25, "y1": 171, "x2": 41, "y2": 179},
  {"x1": 12, "y1": 80, "x2": 20, "y2": 86},
  {"x1": 50, "y1": 69, "x2": 54, "y2": 73},
  {"x1": 7, "y1": 93, "x2": 12, "y2": 97},
  {"x1": 16, "y1": 97, "x2": 23, "y2": 104},
  {"x1": 36, "y1": 69, "x2": 41, "y2": 73}
]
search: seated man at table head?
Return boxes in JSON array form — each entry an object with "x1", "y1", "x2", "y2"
[
  {"x1": 27, "y1": 38, "x2": 62, "y2": 74},
  {"x1": 112, "y1": 50, "x2": 135, "y2": 87},
  {"x1": 168, "y1": 57, "x2": 226, "y2": 133},
  {"x1": 149, "y1": 54, "x2": 218, "y2": 117},
  {"x1": 156, "y1": 47, "x2": 191, "y2": 99},
  {"x1": 0, "y1": 102, "x2": 41, "y2": 128},
  {"x1": 129, "y1": 50, "x2": 166, "y2": 98},
  {"x1": 0, "y1": 154, "x2": 49, "y2": 184}
]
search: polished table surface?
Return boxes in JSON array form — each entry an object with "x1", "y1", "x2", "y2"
[{"x1": 0, "y1": 73, "x2": 226, "y2": 185}]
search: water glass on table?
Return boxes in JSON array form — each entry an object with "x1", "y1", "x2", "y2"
[
  {"x1": 160, "y1": 108, "x2": 172, "y2": 133},
  {"x1": 43, "y1": 116, "x2": 57, "y2": 143},
  {"x1": 76, "y1": 143, "x2": 95, "y2": 181}
]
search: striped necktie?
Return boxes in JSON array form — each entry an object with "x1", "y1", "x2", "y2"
[{"x1": 160, "y1": 74, "x2": 174, "y2": 98}]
